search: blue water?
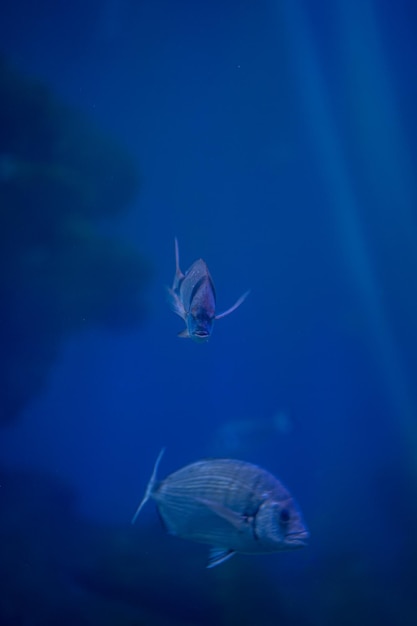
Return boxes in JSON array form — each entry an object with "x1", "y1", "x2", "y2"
[{"x1": 0, "y1": 1, "x2": 416, "y2": 625}]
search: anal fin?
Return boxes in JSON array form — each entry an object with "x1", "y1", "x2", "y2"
[{"x1": 207, "y1": 547, "x2": 236, "y2": 569}]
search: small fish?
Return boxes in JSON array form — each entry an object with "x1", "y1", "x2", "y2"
[
  {"x1": 131, "y1": 449, "x2": 308, "y2": 568},
  {"x1": 167, "y1": 238, "x2": 249, "y2": 342}
]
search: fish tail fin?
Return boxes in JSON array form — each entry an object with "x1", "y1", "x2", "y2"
[
  {"x1": 215, "y1": 290, "x2": 250, "y2": 320},
  {"x1": 131, "y1": 447, "x2": 165, "y2": 525}
]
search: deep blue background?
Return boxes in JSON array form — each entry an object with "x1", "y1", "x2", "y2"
[{"x1": 0, "y1": 0, "x2": 416, "y2": 622}]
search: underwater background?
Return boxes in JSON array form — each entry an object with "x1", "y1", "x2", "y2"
[{"x1": 0, "y1": 0, "x2": 416, "y2": 624}]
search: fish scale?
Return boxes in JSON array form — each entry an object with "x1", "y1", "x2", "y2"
[
  {"x1": 157, "y1": 460, "x2": 282, "y2": 509},
  {"x1": 179, "y1": 260, "x2": 215, "y2": 312}
]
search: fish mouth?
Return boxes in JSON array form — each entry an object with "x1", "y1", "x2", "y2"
[
  {"x1": 285, "y1": 530, "x2": 309, "y2": 547},
  {"x1": 191, "y1": 329, "x2": 210, "y2": 343}
]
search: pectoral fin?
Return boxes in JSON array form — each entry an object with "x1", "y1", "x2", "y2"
[
  {"x1": 215, "y1": 290, "x2": 250, "y2": 320},
  {"x1": 207, "y1": 547, "x2": 236, "y2": 568},
  {"x1": 196, "y1": 497, "x2": 243, "y2": 530},
  {"x1": 167, "y1": 287, "x2": 186, "y2": 319},
  {"x1": 178, "y1": 328, "x2": 190, "y2": 338}
]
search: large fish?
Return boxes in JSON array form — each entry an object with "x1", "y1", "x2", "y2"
[
  {"x1": 167, "y1": 238, "x2": 249, "y2": 342},
  {"x1": 131, "y1": 450, "x2": 309, "y2": 568}
]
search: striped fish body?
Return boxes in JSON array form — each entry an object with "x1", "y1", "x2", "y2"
[{"x1": 152, "y1": 458, "x2": 308, "y2": 557}]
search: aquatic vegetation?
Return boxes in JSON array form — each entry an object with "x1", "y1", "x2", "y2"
[{"x1": 0, "y1": 58, "x2": 149, "y2": 424}]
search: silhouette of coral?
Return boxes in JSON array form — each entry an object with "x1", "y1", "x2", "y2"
[{"x1": 0, "y1": 58, "x2": 148, "y2": 424}]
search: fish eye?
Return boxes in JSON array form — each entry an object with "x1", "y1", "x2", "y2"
[{"x1": 279, "y1": 508, "x2": 290, "y2": 524}]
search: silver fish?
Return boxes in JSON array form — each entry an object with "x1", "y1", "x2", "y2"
[
  {"x1": 167, "y1": 238, "x2": 249, "y2": 342},
  {"x1": 131, "y1": 449, "x2": 309, "y2": 568}
]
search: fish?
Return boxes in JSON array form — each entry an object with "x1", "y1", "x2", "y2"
[
  {"x1": 131, "y1": 449, "x2": 309, "y2": 568},
  {"x1": 167, "y1": 238, "x2": 249, "y2": 342}
]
